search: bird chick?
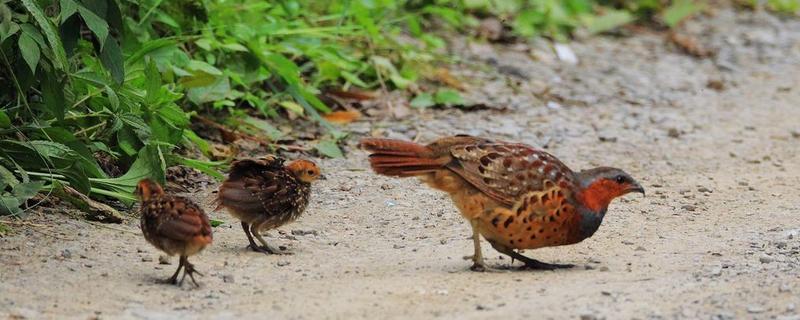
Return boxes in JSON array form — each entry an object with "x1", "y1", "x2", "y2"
[
  {"x1": 216, "y1": 156, "x2": 321, "y2": 254},
  {"x1": 361, "y1": 135, "x2": 644, "y2": 271},
  {"x1": 136, "y1": 179, "x2": 212, "y2": 286}
]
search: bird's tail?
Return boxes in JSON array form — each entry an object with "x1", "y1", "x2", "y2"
[{"x1": 359, "y1": 138, "x2": 449, "y2": 177}]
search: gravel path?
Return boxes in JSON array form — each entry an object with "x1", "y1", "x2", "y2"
[{"x1": 2, "y1": 8, "x2": 799, "y2": 320}]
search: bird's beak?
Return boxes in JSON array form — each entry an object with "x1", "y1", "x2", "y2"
[{"x1": 628, "y1": 182, "x2": 645, "y2": 197}]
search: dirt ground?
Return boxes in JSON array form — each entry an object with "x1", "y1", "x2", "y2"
[{"x1": 2, "y1": 8, "x2": 800, "y2": 320}]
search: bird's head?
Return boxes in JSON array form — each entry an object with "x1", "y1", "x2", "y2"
[
  {"x1": 576, "y1": 167, "x2": 644, "y2": 213},
  {"x1": 286, "y1": 159, "x2": 322, "y2": 183},
  {"x1": 134, "y1": 179, "x2": 165, "y2": 202}
]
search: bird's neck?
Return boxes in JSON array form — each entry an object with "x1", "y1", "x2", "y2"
[
  {"x1": 576, "y1": 180, "x2": 617, "y2": 213},
  {"x1": 576, "y1": 205, "x2": 607, "y2": 240}
]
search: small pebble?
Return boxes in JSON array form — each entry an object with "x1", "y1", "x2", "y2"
[
  {"x1": 61, "y1": 249, "x2": 72, "y2": 259},
  {"x1": 222, "y1": 274, "x2": 235, "y2": 283},
  {"x1": 682, "y1": 205, "x2": 697, "y2": 212},
  {"x1": 158, "y1": 255, "x2": 171, "y2": 265},
  {"x1": 276, "y1": 261, "x2": 290, "y2": 267},
  {"x1": 291, "y1": 229, "x2": 318, "y2": 236},
  {"x1": 141, "y1": 257, "x2": 153, "y2": 262},
  {"x1": 759, "y1": 254, "x2": 774, "y2": 264},
  {"x1": 746, "y1": 305, "x2": 765, "y2": 314}
]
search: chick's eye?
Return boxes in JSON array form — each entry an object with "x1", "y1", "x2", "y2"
[
  {"x1": 615, "y1": 175, "x2": 627, "y2": 184},
  {"x1": 307, "y1": 170, "x2": 315, "y2": 175}
]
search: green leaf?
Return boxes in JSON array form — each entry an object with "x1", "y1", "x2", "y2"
[
  {"x1": 125, "y1": 38, "x2": 177, "y2": 66},
  {"x1": 117, "y1": 128, "x2": 140, "y2": 156},
  {"x1": 243, "y1": 116, "x2": 284, "y2": 141},
  {"x1": 78, "y1": 6, "x2": 109, "y2": 47},
  {"x1": 585, "y1": 9, "x2": 634, "y2": 34},
  {"x1": 20, "y1": 24, "x2": 46, "y2": 48},
  {"x1": 30, "y1": 140, "x2": 73, "y2": 159},
  {"x1": 434, "y1": 89, "x2": 465, "y2": 106},
  {"x1": 179, "y1": 72, "x2": 217, "y2": 88},
  {"x1": 187, "y1": 60, "x2": 223, "y2": 76},
  {"x1": 410, "y1": 93, "x2": 435, "y2": 109},
  {"x1": 340, "y1": 71, "x2": 368, "y2": 87},
  {"x1": 41, "y1": 71, "x2": 66, "y2": 120},
  {"x1": 105, "y1": 85, "x2": 119, "y2": 110},
  {"x1": 0, "y1": 110, "x2": 10, "y2": 128},
  {"x1": 0, "y1": 164, "x2": 18, "y2": 188},
  {"x1": 18, "y1": 32, "x2": 40, "y2": 74},
  {"x1": 210, "y1": 219, "x2": 224, "y2": 227},
  {"x1": 187, "y1": 76, "x2": 230, "y2": 104},
  {"x1": 315, "y1": 139, "x2": 343, "y2": 158},
  {"x1": 60, "y1": 0, "x2": 79, "y2": 23},
  {"x1": 21, "y1": 0, "x2": 68, "y2": 71},
  {"x1": 278, "y1": 100, "x2": 304, "y2": 115},
  {"x1": 0, "y1": 196, "x2": 22, "y2": 215},
  {"x1": 170, "y1": 156, "x2": 224, "y2": 181},
  {"x1": 12, "y1": 181, "x2": 45, "y2": 201},
  {"x1": 0, "y1": 21, "x2": 20, "y2": 44},
  {"x1": 662, "y1": 0, "x2": 703, "y2": 28},
  {"x1": 100, "y1": 36, "x2": 125, "y2": 84}
]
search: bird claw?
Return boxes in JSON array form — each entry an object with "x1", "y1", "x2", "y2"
[
  {"x1": 519, "y1": 261, "x2": 574, "y2": 271},
  {"x1": 178, "y1": 263, "x2": 202, "y2": 287},
  {"x1": 248, "y1": 244, "x2": 293, "y2": 255},
  {"x1": 248, "y1": 244, "x2": 276, "y2": 254}
]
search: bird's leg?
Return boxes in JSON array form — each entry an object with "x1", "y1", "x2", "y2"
[
  {"x1": 251, "y1": 220, "x2": 289, "y2": 255},
  {"x1": 165, "y1": 255, "x2": 184, "y2": 285},
  {"x1": 489, "y1": 242, "x2": 574, "y2": 270},
  {"x1": 464, "y1": 219, "x2": 493, "y2": 272},
  {"x1": 241, "y1": 221, "x2": 261, "y2": 252},
  {"x1": 178, "y1": 256, "x2": 203, "y2": 287}
]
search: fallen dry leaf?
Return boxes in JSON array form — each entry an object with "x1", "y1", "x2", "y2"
[
  {"x1": 434, "y1": 68, "x2": 465, "y2": 90},
  {"x1": 325, "y1": 89, "x2": 377, "y2": 101},
  {"x1": 323, "y1": 110, "x2": 362, "y2": 124},
  {"x1": 668, "y1": 31, "x2": 714, "y2": 58}
]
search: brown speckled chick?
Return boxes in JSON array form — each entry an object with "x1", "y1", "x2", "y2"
[
  {"x1": 216, "y1": 156, "x2": 321, "y2": 254},
  {"x1": 136, "y1": 179, "x2": 212, "y2": 286}
]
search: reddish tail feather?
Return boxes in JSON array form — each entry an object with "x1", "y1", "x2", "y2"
[{"x1": 360, "y1": 138, "x2": 448, "y2": 177}]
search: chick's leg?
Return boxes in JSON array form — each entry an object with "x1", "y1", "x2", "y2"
[
  {"x1": 166, "y1": 255, "x2": 184, "y2": 285},
  {"x1": 178, "y1": 255, "x2": 203, "y2": 287},
  {"x1": 250, "y1": 217, "x2": 285, "y2": 254},
  {"x1": 241, "y1": 221, "x2": 263, "y2": 252}
]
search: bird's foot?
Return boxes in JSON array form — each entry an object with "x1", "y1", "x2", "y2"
[
  {"x1": 469, "y1": 261, "x2": 503, "y2": 272},
  {"x1": 179, "y1": 262, "x2": 203, "y2": 287},
  {"x1": 248, "y1": 243, "x2": 276, "y2": 254},
  {"x1": 163, "y1": 275, "x2": 179, "y2": 285},
  {"x1": 249, "y1": 244, "x2": 293, "y2": 255},
  {"x1": 519, "y1": 260, "x2": 574, "y2": 271}
]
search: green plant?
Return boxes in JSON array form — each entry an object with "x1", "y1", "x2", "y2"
[{"x1": 0, "y1": 0, "x2": 210, "y2": 211}]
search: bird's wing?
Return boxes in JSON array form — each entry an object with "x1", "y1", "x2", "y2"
[
  {"x1": 153, "y1": 197, "x2": 212, "y2": 243},
  {"x1": 218, "y1": 168, "x2": 299, "y2": 216},
  {"x1": 447, "y1": 142, "x2": 576, "y2": 206}
]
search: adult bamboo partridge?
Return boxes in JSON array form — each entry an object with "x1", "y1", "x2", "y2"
[
  {"x1": 361, "y1": 135, "x2": 644, "y2": 271},
  {"x1": 216, "y1": 156, "x2": 321, "y2": 254},
  {"x1": 136, "y1": 179, "x2": 212, "y2": 286}
]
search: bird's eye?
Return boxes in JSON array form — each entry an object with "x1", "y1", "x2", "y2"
[
  {"x1": 307, "y1": 170, "x2": 315, "y2": 175},
  {"x1": 615, "y1": 175, "x2": 627, "y2": 184}
]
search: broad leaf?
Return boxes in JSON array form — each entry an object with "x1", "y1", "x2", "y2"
[
  {"x1": 78, "y1": 6, "x2": 109, "y2": 48},
  {"x1": 18, "y1": 32, "x2": 40, "y2": 74}
]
